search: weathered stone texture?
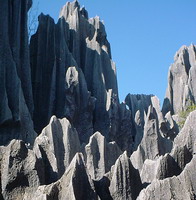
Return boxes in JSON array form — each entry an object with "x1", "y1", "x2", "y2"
[
  {"x1": 1, "y1": 1, "x2": 196, "y2": 200},
  {"x1": 162, "y1": 44, "x2": 196, "y2": 115},
  {"x1": 30, "y1": 1, "x2": 133, "y2": 151},
  {"x1": 0, "y1": 0, "x2": 36, "y2": 145}
]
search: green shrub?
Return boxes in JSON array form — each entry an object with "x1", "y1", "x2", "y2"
[{"x1": 178, "y1": 101, "x2": 196, "y2": 129}]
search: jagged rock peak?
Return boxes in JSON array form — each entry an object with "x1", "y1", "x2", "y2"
[
  {"x1": 63, "y1": 0, "x2": 88, "y2": 19},
  {"x1": 59, "y1": 0, "x2": 111, "y2": 56},
  {"x1": 162, "y1": 44, "x2": 196, "y2": 115},
  {"x1": 125, "y1": 94, "x2": 171, "y2": 151},
  {"x1": 130, "y1": 103, "x2": 172, "y2": 172},
  {"x1": 174, "y1": 44, "x2": 196, "y2": 65},
  {"x1": 31, "y1": 153, "x2": 98, "y2": 200},
  {"x1": 84, "y1": 131, "x2": 122, "y2": 180},
  {"x1": 30, "y1": 12, "x2": 95, "y2": 140},
  {"x1": 109, "y1": 151, "x2": 142, "y2": 200},
  {"x1": 139, "y1": 109, "x2": 196, "y2": 188},
  {"x1": 137, "y1": 156, "x2": 196, "y2": 200},
  {"x1": 34, "y1": 116, "x2": 81, "y2": 181},
  {"x1": 2, "y1": 0, "x2": 196, "y2": 199},
  {"x1": 30, "y1": 0, "x2": 130, "y2": 151},
  {"x1": 171, "y1": 110, "x2": 196, "y2": 159}
]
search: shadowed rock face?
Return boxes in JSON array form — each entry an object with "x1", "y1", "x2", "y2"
[
  {"x1": 1, "y1": 0, "x2": 196, "y2": 199},
  {"x1": 30, "y1": 13, "x2": 96, "y2": 143},
  {"x1": 125, "y1": 95, "x2": 174, "y2": 151},
  {"x1": 0, "y1": 0, "x2": 36, "y2": 145},
  {"x1": 125, "y1": 94, "x2": 155, "y2": 150},
  {"x1": 130, "y1": 104, "x2": 172, "y2": 173}
]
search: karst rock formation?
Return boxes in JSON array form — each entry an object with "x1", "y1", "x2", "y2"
[{"x1": 0, "y1": 0, "x2": 196, "y2": 199}]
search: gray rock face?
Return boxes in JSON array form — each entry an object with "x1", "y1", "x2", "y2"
[
  {"x1": 84, "y1": 132, "x2": 122, "y2": 180},
  {"x1": 125, "y1": 94, "x2": 154, "y2": 150},
  {"x1": 30, "y1": 13, "x2": 95, "y2": 143},
  {"x1": 109, "y1": 152, "x2": 142, "y2": 200},
  {"x1": 30, "y1": 153, "x2": 98, "y2": 200},
  {"x1": 131, "y1": 103, "x2": 172, "y2": 172},
  {"x1": 1, "y1": 0, "x2": 196, "y2": 199},
  {"x1": 1, "y1": 140, "x2": 44, "y2": 200},
  {"x1": 125, "y1": 94, "x2": 168, "y2": 151},
  {"x1": 162, "y1": 44, "x2": 196, "y2": 115},
  {"x1": 0, "y1": 0, "x2": 36, "y2": 145},
  {"x1": 30, "y1": 1, "x2": 132, "y2": 151},
  {"x1": 34, "y1": 116, "x2": 81, "y2": 182},
  {"x1": 155, "y1": 153, "x2": 181, "y2": 180},
  {"x1": 139, "y1": 110, "x2": 196, "y2": 187},
  {"x1": 170, "y1": 110, "x2": 196, "y2": 170},
  {"x1": 113, "y1": 102, "x2": 133, "y2": 154},
  {"x1": 173, "y1": 110, "x2": 196, "y2": 152},
  {"x1": 64, "y1": 66, "x2": 95, "y2": 143},
  {"x1": 137, "y1": 156, "x2": 196, "y2": 200},
  {"x1": 30, "y1": 5, "x2": 98, "y2": 139},
  {"x1": 140, "y1": 153, "x2": 182, "y2": 184}
]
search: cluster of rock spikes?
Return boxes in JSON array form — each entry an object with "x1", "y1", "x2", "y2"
[{"x1": 0, "y1": 0, "x2": 196, "y2": 199}]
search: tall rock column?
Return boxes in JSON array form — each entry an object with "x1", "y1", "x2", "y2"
[
  {"x1": 60, "y1": 1, "x2": 119, "y2": 138},
  {"x1": 0, "y1": 0, "x2": 36, "y2": 145},
  {"x1": 30, "y1": 13, "x2": 95, "y2": 143},
  {"x1": 162, "y1": 44, "x2": 196, "y2": 115},
  {"x1": 30, "y1": 1, "x2": 133, "y2": 151}
]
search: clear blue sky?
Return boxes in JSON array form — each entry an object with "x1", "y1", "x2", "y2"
[{"x1": 31, "y1": 0, "x2": 196, "y2": 104}]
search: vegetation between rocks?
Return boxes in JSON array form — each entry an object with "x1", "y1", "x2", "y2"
[{"x1": 178, "y1": 101, "x2": 196, "y2": 128}]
